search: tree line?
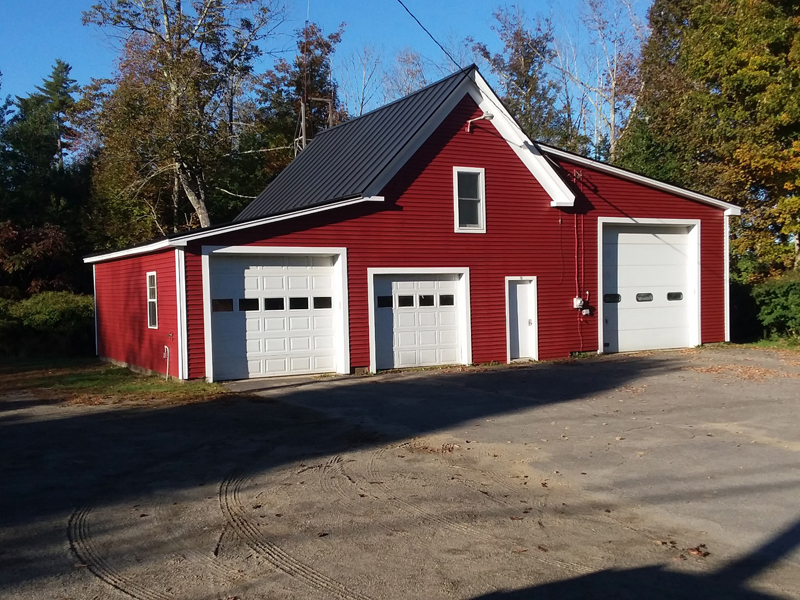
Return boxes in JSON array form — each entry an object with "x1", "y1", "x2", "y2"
[{"x1": 1, "y1": 0, "x2": 798, "y2": 300}]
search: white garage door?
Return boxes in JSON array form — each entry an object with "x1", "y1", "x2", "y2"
[
  {"x1": 602, "y1": 225, "x2": 694, "y2": 353},
  {"x1": 374, "y1": 274, "x2": 461, "y2": 370},
  {"x1": 210, "y1": 255, "x2": 337, "y2": 380}
]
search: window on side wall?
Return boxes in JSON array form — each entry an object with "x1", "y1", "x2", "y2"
[
  {"x1": 454, "y1": 167, "x2": 486, "y2": 233},
  {"x1": 147, "y1": 272, "x2": 158, "y2": 329}
]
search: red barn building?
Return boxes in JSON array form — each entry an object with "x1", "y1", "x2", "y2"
[{"x1": 86, "y1": 66, "x2": 740, "y2": 381}]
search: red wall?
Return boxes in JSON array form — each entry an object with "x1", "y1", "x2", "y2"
[
  {"x1": 94, "y1": 249, "x2": 180, "y2": 376},
  {"x1": 180, "y1": 94, "x2": 727, "y2": 378}
]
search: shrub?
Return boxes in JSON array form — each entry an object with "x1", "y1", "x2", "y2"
[
  {"x1": 751, "y1": 271, "x2": 800, "y2": 339},
  {"x1": 0, "y1": 292, "x2": 95, "y2": 356}
]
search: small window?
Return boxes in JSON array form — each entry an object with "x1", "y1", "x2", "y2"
[
  {"x1": 667, "y1": 292, "x2": 684, "y2": 301},
  {"x1": 454, "y1": 168, "x2": 486, "y2": 233},
  {"x1": 439, "y1": 294, "x2": 455, "y2": 306},
  {"x1": 397, "y1": 295, "x2": 414, "y2": 307},
  {"x1": 212, "y1": 299, "x2": 234, "y2": 312},
  {"x1": 419, "y1": 295, "x2": 435, "y2": 307},
  {"x1": 313, "y1": 296, "x2": 333, "y2": 309},
  {"x1": 289, "y1": 297, "x2": 309, "y2": 310},
  {"x1": 636, "y1": 293, "x2": 654, "y2": 302},
  {"x1": 377, "y1": 295, "x2": 393, "y2": 308},
  {"x1": 146, "y1": 272, "x2": 158, "y2": 328},
  {"x1": 264, "y1": 297, "x2": 285, "y2": 311},
  {"x1": 239, "y1": 298, "x2": 259, "y2": 311},
  {"x1": 603, "y1": 294, "x2": 621, "y2": 303}
]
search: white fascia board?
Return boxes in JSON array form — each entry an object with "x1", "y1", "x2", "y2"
[
  {"x1": 83, "y1": 196, "x2": 383, "y2": 264},
  {"x1": 467, "y1": 71, "x2": 576, "y2": 208},
  {"x1": 83, "y1": 239, "x2": 180, "y2": 264},
  {"x1": 540, "y1": 145, "x2": 742, "y2": 216}
]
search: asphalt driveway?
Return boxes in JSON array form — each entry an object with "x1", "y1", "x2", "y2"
[{"x1": 2, "y1": 346, "x2": 799, "y2": 599}]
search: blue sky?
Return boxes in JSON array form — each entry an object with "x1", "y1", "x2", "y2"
[{"x1": 0, "y1": 0, "x2": 576, "y2": 100}]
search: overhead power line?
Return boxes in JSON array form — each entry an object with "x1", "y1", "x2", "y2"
[{"x1": 394, "y1": 0, "x2": 462, "y2": 70}]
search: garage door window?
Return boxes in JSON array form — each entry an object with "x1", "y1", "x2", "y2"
[
  {"x1": 146, "y1": 272, "x2": 158, "y2": 328},
  {"x1": 239, "y1": 298, "x2": 259, "y2": 311},
  {"x1": 289, "y1": 297, "x2": 309, "y2": 310},
  {"x1": 439, "y1": 294, "x2": 454, "y2": 306},
  {"x1": 454, "y1": 167, "x2": 486, "y2": 233},
  {"x1": 377, "y1": 295, "x2": 393, "y2": 308},
  {"x1": 398, "y1": 295, "x2": 414, "y2": 307},
  {"x1": 667, "y1": 292, "x2": 683, "y2": 301},
  {"x1": 313, "y1": 296, "x2": 333, "y2": 309},
  {"x1": 419, "y1": 294, "x2": 435, "y2": 306},
  {"x1": 264, "y1": 298, "x2": 284, "y2": 311}
]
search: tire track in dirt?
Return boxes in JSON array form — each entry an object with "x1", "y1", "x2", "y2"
[
  {"x1": 358, "y1": 446, "x2": 592, "y2": 575},
  {"x1": 219, "y1": 469, "x2": 374, "y2": 600},
  {"x1": 68, "y1": 504, "x2": 172, "y2": 600}
]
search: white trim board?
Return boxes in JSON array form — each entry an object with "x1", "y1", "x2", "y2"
[
  {"x1": 540, "y1": 144, "x2": 741, "y2": 216},
  {"x1": 724, "y1": 218, "x2": 731, "y2": 342},
  {"x1": 174, "y1": 248, "x2": 189, "y2": 379},
  {"x1": 366, "y1": 267, "x2": 472, "y2": 373},
  {"x1": 84, "y1": 197, "x2": 383, "y2": 264},
  {"x1": 505, "y1": 276, "x2": 539, "y2": 363},
  {"x1": 201, "y1": 245, "x2": 350, "y2": 382},
  {"x1": 596, "y1": 217, "x2": 702, "y2": 354},
  {"x1": 92, "y1": 264, "x2": 98, "y2": 356}
]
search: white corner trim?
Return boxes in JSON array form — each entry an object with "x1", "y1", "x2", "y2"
[
  {"x1": 366, "y1": 267, "x2": 472, "y2": 373},
  {"x1": 84, "y1": 196, "x2": 383, "y2": 264},
  {"x1": 92, "y1": 264, "x2": 98, "y2": 357},
  {"x1": 467, "y1": 71, "x2": 576, "y2": 208},
  {"x1": 174, "y1": 248, "x2": 189, "y2": 379},
  {"x1": 540, "y1": 145, "x2": 742, "y2": 216},
  {"x1": 201, "y1": 253, "x2": 213, "y2": 382},
  {"x1": 505, "y1": 276, "x2": 539, "y2": 363},
  {"x1": 453, "y1": 166, "x2": 487, "y2": 233},
  {"x1": 201, "y1": 245, "x2": 351, "y2": 382},
  {"x1": 596, "y1": 217, "x2": 702, "y2": 354},
  {"x1": 724, "y1": 217, "x2": 731, "y2": 342}
]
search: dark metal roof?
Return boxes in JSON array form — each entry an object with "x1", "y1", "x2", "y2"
[{"x1": 235, "y1": 65, "x2": 476, "y2": 222}]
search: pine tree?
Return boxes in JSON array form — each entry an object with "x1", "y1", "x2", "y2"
[{"x1": 32, "y1": 59, "x2": 78, "y2": 170}]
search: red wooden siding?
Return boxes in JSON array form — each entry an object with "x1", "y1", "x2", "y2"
[
  {"x1": 95, "y1": 249, "x2": 180, "y2": 376},
  {"x1": 182, "y1": 94, "x2": 729, "y2": 379}
]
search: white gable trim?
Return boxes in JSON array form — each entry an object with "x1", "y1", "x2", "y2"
[
  {"x1": 467, "y1": 71, "x2": 575, "y2": 208},
  {"x1": 539, "y1": 145, "x2": 742, "y2": 216},
  {"x1": 83, "y1": 196, "x2": 384, "y2": 264},
  {"x1": 362, "y1": 71, "x2": 576, "y2": 208}
]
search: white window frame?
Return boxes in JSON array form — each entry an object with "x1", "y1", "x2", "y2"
[
  {"x1": 453, "y1": 167, "x2": 486, "y2": 233},
  {"x1": 146, "y1": 271, "x2": 158, "y2": 329}
]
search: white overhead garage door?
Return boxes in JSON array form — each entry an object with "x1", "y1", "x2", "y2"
[
  {"x1": 374, "y1": 274, "x2": 462, "y2": 370},
  {"x1": 602, "y1": 225, "x2": 697, "y2": 353},
  {"x1": 210, "y1": 255, "x2": 337, "y2": 380}
]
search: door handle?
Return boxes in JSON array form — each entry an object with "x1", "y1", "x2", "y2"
[{"x1": 528, "y1": 319, "x2": 532, "y2": 326}]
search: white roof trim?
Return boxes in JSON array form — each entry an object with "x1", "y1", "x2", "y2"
[
  {"x1": 84, "y1": 195, "x2": 384, "y2": 264},
  {"x1": 468, "y1": 71, "x2": 576, "y2": 208},
  {"x1": 539, "y1": 145, "x2": 742, "y2": 216}
]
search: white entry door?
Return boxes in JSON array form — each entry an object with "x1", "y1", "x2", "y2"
[
  {"x1": 508, "y1": 278, "x2": 537, "y2": 360},
  {"x1": 602, "y1": 225, "x2": 694, "y2": 353},
  {"x1": 374, "y1": 274, "x2": 461, "y2": 370},
  {"x1": 210, "y1": 255, "x2": 337, "y2": 380}
]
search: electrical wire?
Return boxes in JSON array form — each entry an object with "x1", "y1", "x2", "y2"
[{"x1": 394, "y1": 0, "x2": 462, "y2": 70}]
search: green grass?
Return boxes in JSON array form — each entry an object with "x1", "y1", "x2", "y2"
[
  {"x1": 0, "y1": 359, "x2": 224, "y2": 404},
  {"x1": 736, "y1": 338, "x2": 800, "y2": 352}
]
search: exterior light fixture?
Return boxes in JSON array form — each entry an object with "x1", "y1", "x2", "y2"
[{"x1": 465, "y1": 112, "x2": 494, "y2": 133}]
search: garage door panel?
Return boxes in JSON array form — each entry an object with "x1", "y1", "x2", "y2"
[
  {"x1": 397, "y1": 312, "x2": 417, "y2": 327},
  {"x1": 374, "y1": 274, "x2": 462, "y2": 370},
  {"x1": 210, "y1": 254, "x2": 338, "y2": 380},
  {"x1": 419, "y1": 312, "x2": 437, "y2": 326},
  {"x1": 603, "y1": 226, "x2": 692, "y2": 353},
  {"x1": 608, "y1": 266, "x2": 688, "y2": 288}
]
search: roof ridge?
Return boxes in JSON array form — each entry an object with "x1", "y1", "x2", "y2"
[{"x1": 314, "y1": 64, "x2": 476, "y2": 138}]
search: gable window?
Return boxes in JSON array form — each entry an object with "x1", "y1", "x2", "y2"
[
  {"x1": 453, "y1": 167, "x2": 486, "y2": 233},
  {"x1": 146, "y1": 272, "x2": 158, "y2": 329}
]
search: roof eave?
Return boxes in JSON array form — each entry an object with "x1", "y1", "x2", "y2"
[{"x1": 538, "y1": 144, "x2": 742, "y2": 216}]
